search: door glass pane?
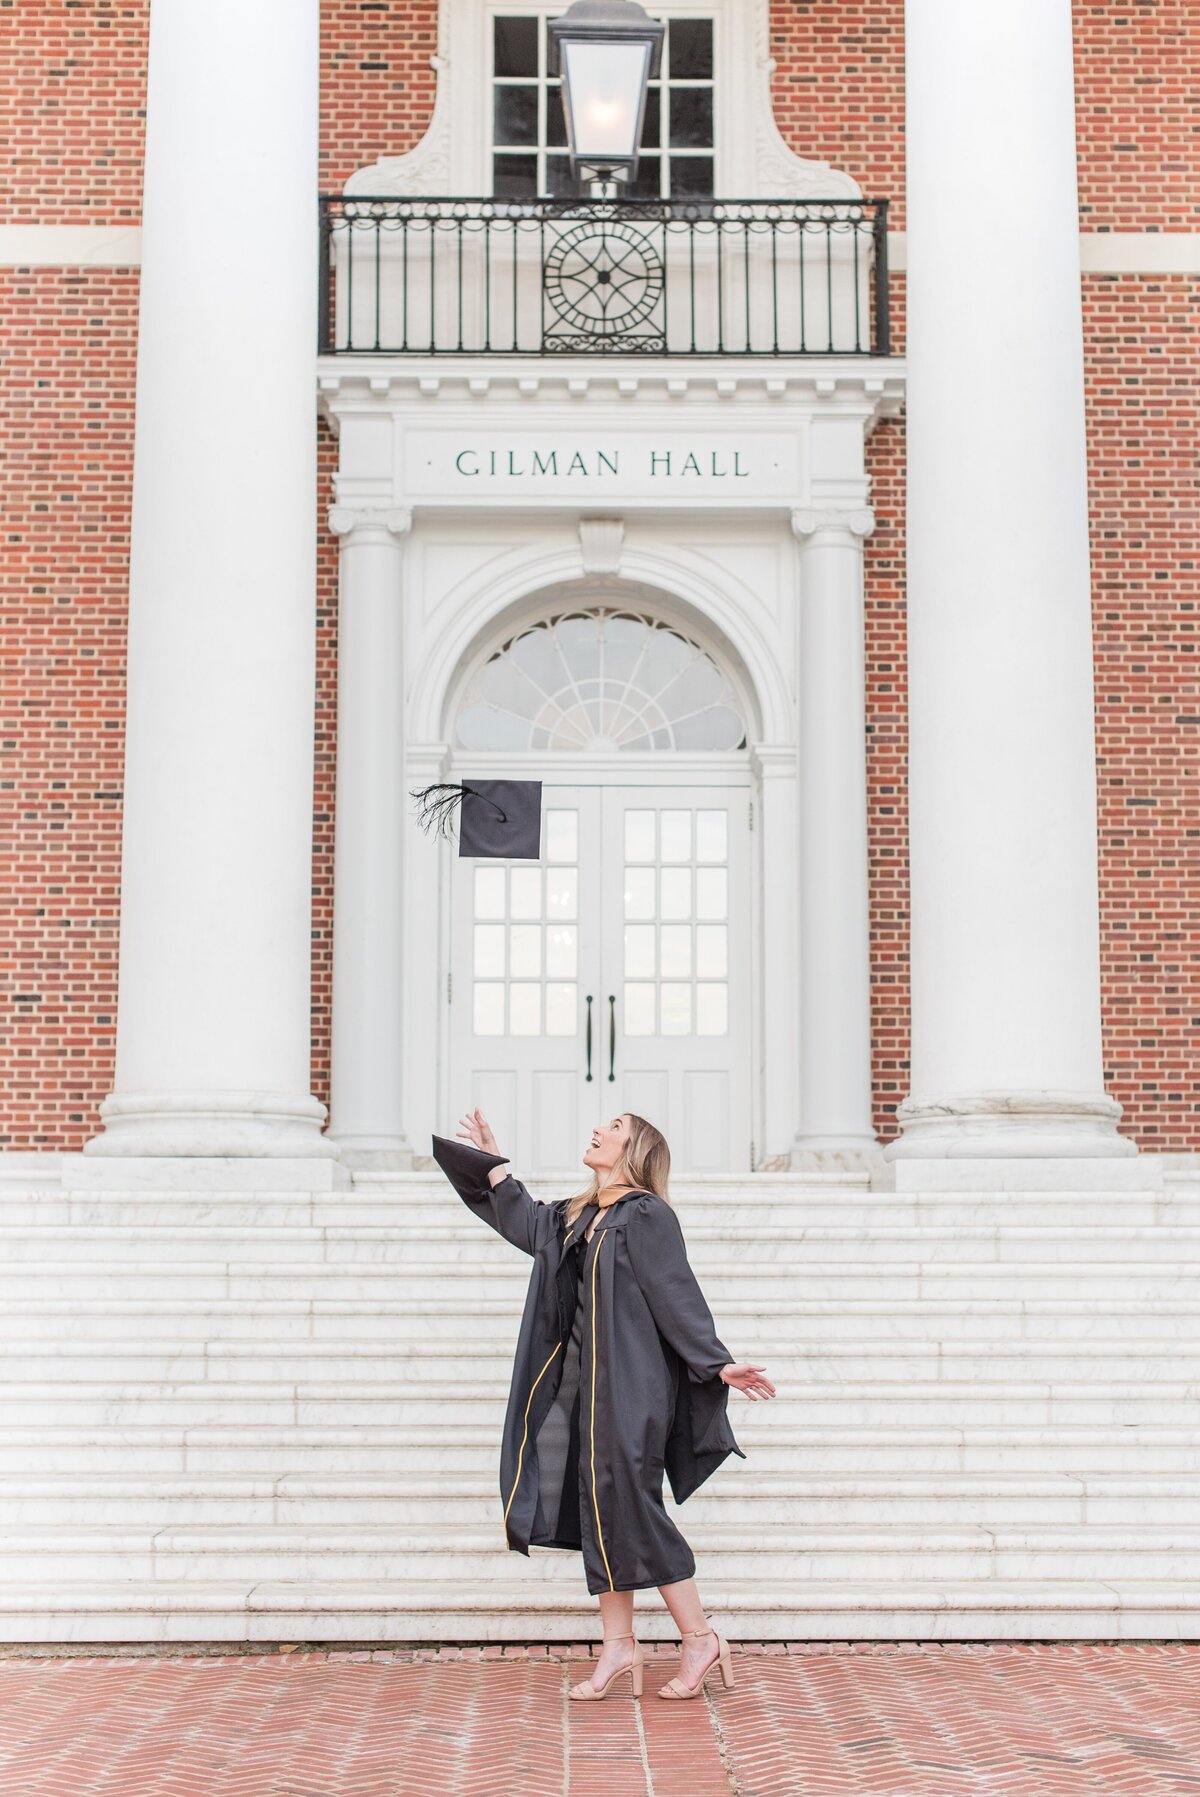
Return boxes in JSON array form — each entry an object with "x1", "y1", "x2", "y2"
[
  {"x1": 546, "y1": 924, "x2": 577, "y2": 977},
  {"x1": 547, "y1": 867, "x2": 578, "y2": 919},
  {"x1": 474, "y1": 866, "x2": 506, "y2": 920},
  {"x1": 659, "y1": 924, "x2": 692, "y2": 978},
  {"x1": 473, "y1": 983, "x2": 505, "y2": 1036},
  {"x1": 546, "y1": 809, "x2": 578, "y2": 863},
  {"x1": 624, "y1": 982, "x2": 656, "y2": 1036},
  {"x1": 696, "y1": 924, "x2": 727, "y2": 978},
  {"x1": 510, "y1": 868, "x2": 542, "y2": 920},
  {"x1": 624, "y1": 924, "x2": 655, "y2": 977},
  {"x1": 510, "y1": 985, "x2": 540, "y2": 1035},
  {"x1": 473, "y1": 923, "x2": 506, "y2": 978},
  {"x1": 545, "y1": 982, "x2": 577, "y2": 1036},
  {"x1": 695, "y1": 809, "x2": 727, "y2": 863},
  {"x1": 660, "y1": 868, "x2": 691, "y2": 921},
  {"x1": 660, "y1": 810, "x2": 691, "y2": 862},
  {"x1": 624, "y1": 867, "x2": 655, "y2": 920},
  {"x1": 624, "y1": 809, "x2": 655, "y2": 861},
  {"x1": 661, "y1": 983, "x2": 692, "y2": 1035},
  {"x1": 509, "y1": 924, "x2": 541, "y2": 978},
  {"x1": 696, "y1": 867, "x2": 727, "y2": 920},
  {"x1": 696, "y1": 983, "x2": 728, "y2": 1036}
]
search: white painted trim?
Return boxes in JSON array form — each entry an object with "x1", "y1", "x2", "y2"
[
  {"x1": 1077, "y1": 233, "x2": 1200, "y2": 274},
  {"x1": 887, "y1": 231, "x2": 1200, "y2": 275},
  {"x1": 0, "y1": 225, "x2": 143, "y2": 266},
  {"x1": 5, "y1": 225, "x2": 1199, "y2": 275}
]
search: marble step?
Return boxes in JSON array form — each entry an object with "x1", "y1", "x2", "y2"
[
  {"x1": 2, "y1": 1337, "x2": 1194, "y2": 1384},
  {"x1": 8, "y1": 1189, "x2": 1200, "y2": 1228},
  {"x1": 4, "y1": 1522, "x2": 1200, "y2": 1584},
  {"x1": 2, "y1": 1576, "x2": 1197, "y2": 1644},
  {"x1": 5, "y1": 1378, "x2": 1200, "y2": 1428},
  {"x1": 5, "y1": 1261, "x2": 1198, "y2": 1301},
  {"x1": 5, "y1": 1424, "x2": 1200, "y2": 1475},
  {"x1": 2, "y1": 1296, "x2": 1195, "y2": 1342},
  {"x1": 7, "y1": 1222, "x2": 1200, "y2": 1265},
  {"x1": 0, "y1": 1471, "x2": 1197, "y2": 1528}
]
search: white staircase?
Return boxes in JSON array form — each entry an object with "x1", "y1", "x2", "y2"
[{"x1": 3, "y1": 1177, "x2": 1200, "y2": 1642}]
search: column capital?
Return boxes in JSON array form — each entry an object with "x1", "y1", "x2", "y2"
[
  {"x1": 328, "y1": 503, "x2": 413, "y2": 541},
  {"x1": 791, "y1": 506, "x2": 875, "y2": 543}
]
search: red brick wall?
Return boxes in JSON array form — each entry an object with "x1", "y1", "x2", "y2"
[
  {"x1": 865, "y1": 415, "x2": 909, "y2": 1142},
  {"x1": 0, "y1": 268, "x2": 137, "y2": 1147},
  {"x1": 1087, "y1": 274, "x2": 1200, "y2": 1147},
  {"x1": 2, "y1": 2, "x2": 1198, "y2": 1153},
  {"x1": 312, "y1": 424, "x2": 341, "y2": 1112},
  {"x1": 0, "y1": 0, "x2": 149, "y2": 226}
]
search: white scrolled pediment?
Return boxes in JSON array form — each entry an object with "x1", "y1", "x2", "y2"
[{"x1": 343, "y1": 0, "x2": 861, "y2": 201}]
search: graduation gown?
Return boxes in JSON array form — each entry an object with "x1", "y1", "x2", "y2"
[{"x1": 431, "y1": 1134, "x2": 747, "y2": 1596}]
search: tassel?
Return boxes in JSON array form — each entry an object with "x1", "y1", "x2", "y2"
[{"x1": 410, "y1": 782, "x2": 508, "y2": 839}]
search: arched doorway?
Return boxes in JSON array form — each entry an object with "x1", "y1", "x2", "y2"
[{"x1": 446, "y1": 603, "x2": 755, "y2": 1175}]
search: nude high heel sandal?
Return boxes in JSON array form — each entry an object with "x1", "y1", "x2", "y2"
[
  {"x1": 657, "y1": 1617, "x2": 735, "y2": 1699},
  {"x1": 568, "y1": 1631, "x2": 644, "y2": 1701}
]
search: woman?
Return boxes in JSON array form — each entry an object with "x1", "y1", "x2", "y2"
[{"x1": 431, "y1": 1108, "x2": 775, "y2": 1702}]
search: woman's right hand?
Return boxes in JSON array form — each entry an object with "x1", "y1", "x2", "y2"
[{"x1": 457, "y1": 1107, "x2": 501, "y2": 1157}]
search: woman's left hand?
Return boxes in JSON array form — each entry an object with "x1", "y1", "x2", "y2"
[{"x1": 720, "y1": 1363, "x2": 775, "y2": 1400}]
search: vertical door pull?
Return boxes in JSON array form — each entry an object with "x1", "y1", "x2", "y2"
[
  {"x1": 585, "y1": 994, "x2": 594, "y2": 1082},
  {"x1": 608, "y1": 994, "x2": 616, "y2": 1082}
]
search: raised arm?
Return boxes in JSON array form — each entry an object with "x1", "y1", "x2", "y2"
[
  {"x1": 430, "y1": 1113, "x2": 561, "y2": 1258},
  {"x1": 625, "y1": 1193, "x2": 734, "y2": 1384}
]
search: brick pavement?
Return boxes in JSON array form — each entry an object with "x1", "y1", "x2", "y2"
[{"x1": 2, "y1": 1642, "x2": 1199, "y2": 1796}]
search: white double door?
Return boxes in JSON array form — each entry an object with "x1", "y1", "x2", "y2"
[{"x1": 448, "y1": 777, "x2": 752, "y2": 1176}]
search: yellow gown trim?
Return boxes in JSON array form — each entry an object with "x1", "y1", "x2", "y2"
[{"x1": 588, "y1": 1226, "x2": 615, "y2": 1591}]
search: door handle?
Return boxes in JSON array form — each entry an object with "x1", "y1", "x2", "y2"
[
  {"x1": 585, "y1": 995, "x2": 594, "y2": 1082},
  {"x1": 608, "y1": 994, "x2": 616, "y2": 1082}
]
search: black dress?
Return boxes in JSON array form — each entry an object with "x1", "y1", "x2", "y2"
[{"x1": 432, "y1": 1134, "x2": 747, "y2": 1596}]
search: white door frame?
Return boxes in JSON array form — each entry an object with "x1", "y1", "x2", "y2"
[
  {"x1": 319, "y1": 362, "x2": 904, "y2": 1177},
  {"x1": 441, "y1": 750, "x2": 756, "y2": 1175}
]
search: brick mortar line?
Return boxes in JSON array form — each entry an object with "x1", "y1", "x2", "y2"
[{"x1": 703, "y1": 1682, "x2": 741, "y2": 1797}]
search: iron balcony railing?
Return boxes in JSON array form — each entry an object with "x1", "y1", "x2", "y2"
[{"x1": 318, "y1": 194, "x2": 890, "y2": 358}]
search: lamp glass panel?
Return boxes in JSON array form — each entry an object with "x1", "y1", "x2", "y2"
[{"x1": 561, "y1": 40, "x2": 650, "y2": 161}]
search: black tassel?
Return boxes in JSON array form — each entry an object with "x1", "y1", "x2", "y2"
[{"x1": 410, "y1": 782, "x2": 507, "y2": 839}]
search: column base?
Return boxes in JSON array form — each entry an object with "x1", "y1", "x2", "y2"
[
  {"x1": 82, "y1": 1089, "x2": 341, "y2": 1161},
  {"x1": 883, "y1": 1089, "x2": 1137, "y2": 1162}
]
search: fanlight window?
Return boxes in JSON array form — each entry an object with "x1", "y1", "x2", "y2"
[{"x1": 454, "y1": 609, "x2": 747, "y2": 752}]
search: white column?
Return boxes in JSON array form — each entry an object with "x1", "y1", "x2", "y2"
[
  {"x1": 326, "y1": 506, "x2": 413, "y2": 1164},
  {"x1": 893, "y1": 0, "x2": 1130, "y2": 1160},
  {"x1": 753, "y1": 745, "x2": 802, "y2": 1167},
  {"x1": 84, "y1": 0, "x2": 332, "y2": 1160},
  {"x1": 792, "y1": 508, "x2": 877, "y2": 1168}
]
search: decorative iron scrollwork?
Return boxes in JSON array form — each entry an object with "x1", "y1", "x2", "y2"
[{"x1": 542, "y1": 219, "x2": 665, "y2": 349}]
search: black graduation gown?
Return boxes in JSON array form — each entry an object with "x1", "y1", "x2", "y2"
[{"x1": 431, "y1": 1134, "x2": 747, "y2": 1595}]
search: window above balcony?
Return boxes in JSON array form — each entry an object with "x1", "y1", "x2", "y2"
[
  {"x1": 491, "y1": 11, "x2": 715, "y2": 202},
  {"x1": 344, "y1": 0, "x2": 865, "y2": 207}
]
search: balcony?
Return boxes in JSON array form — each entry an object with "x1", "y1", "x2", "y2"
[{"x1": 318, "y1": 194, "x2": 891, "y2": 359}]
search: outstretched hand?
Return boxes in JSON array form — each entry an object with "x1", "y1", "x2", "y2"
[
  {"x1": 456, "y1": 1107, "x2": 501, "y2": 1157},
  {"x1": 720, "y1": 1363, "x2": 776, "y2": 1400}
]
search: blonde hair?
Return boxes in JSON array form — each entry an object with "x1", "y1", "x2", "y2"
[{"x1": 564, "y1": 1113, "x2": 672, "y2": 1226}]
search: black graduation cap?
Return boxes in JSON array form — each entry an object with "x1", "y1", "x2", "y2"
[
  {"x1": 430, "y1": 1132, "x2": 511, "y2": 1196},
  {"x1": 410, "y1": 779, "x2": 543, "y2": 859}
]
